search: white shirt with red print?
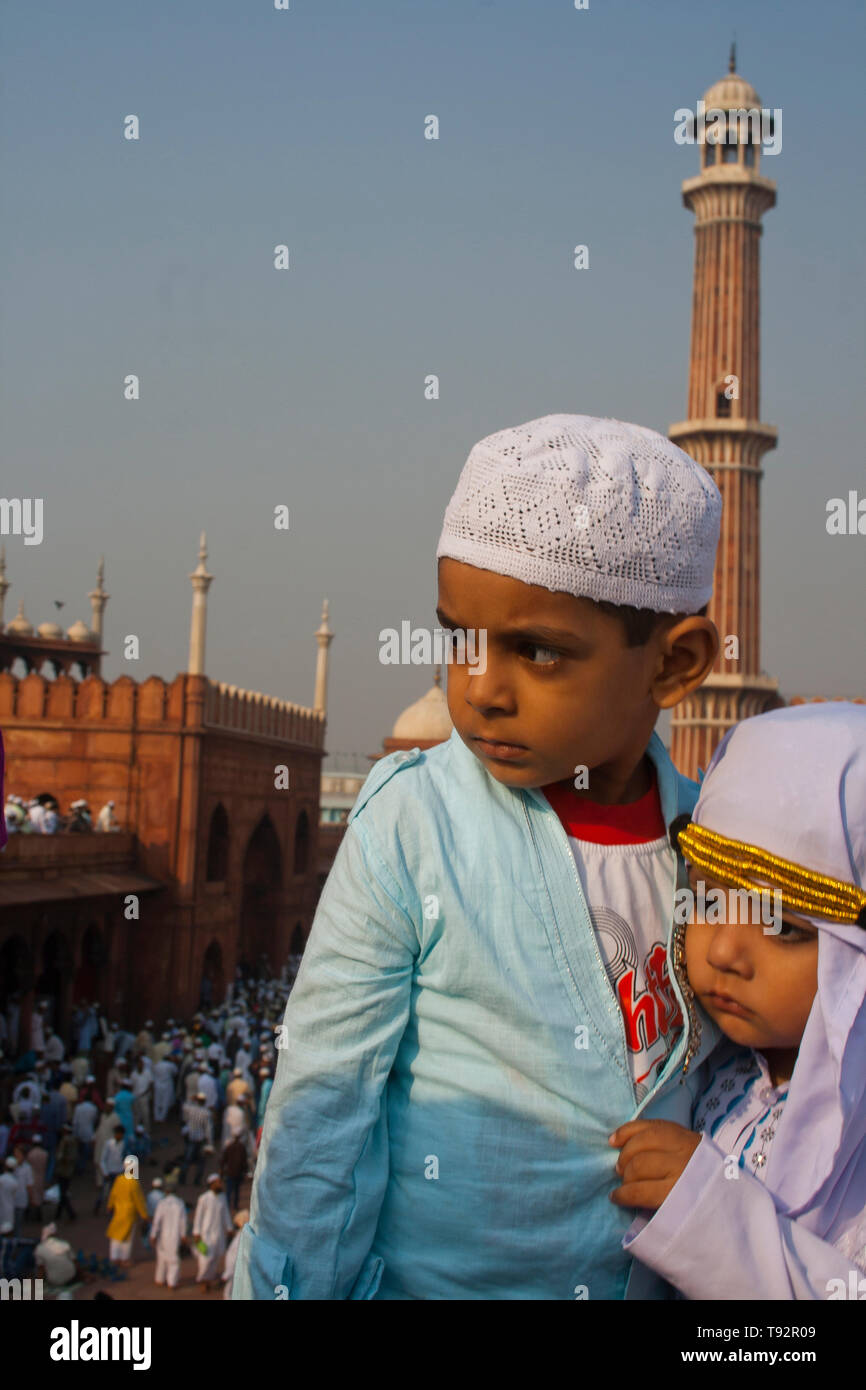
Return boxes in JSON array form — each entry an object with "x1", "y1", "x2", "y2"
[{"x1": 542, "y1": 770, "x2": 682, "y2": 1103}]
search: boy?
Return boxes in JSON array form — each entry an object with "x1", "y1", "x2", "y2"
[{"x1": 235, "y1": 413, "x2": 724, "y2": 1300}]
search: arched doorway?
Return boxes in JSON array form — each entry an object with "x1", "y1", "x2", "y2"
[
  {"x1": 200, "y1": 940, "x2": 225, "y2": 1009},
  {"x1": 240, "y1": 815, "x2": 283, "y2": 976},
  {"x1": 0, "y1": 936, "x2": 34, "y2": 1056},
  {"x1": 36, "y1": 931, "x2": 74, "y2": 1038},
  {"x1": 293, "y1": 810, "x2": 310, "y2": 875},
  {"x1": 75, "y1": 923, "x2": 108, "y2": 1007},
  {"x1": 206, "y1": 804, "x2": 230, "y2": 881}
]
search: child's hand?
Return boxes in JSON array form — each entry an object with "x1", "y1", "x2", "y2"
[{"x1": 607, "y1": 1119, "x2": 702, "y2": 1211}]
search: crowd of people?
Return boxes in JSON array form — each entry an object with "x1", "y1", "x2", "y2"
[
  {"x1": 0, "y1": 963, "x2": 297, "y2": 1298},
  {"x1": 4, "y1": 792, "x2": 121, "y2": 835}
]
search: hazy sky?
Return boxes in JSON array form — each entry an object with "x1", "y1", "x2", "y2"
[{"x1": 2, "y1": 0, "x2": 863, "y2": 760}]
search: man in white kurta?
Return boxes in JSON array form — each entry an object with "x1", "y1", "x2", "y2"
[
  {"x1": 131, "y1": 1057, "x2": 153, "y2": 1132},
  {"x1": 153, "y1": 1057, "x2": 177, "y2": 1122},
  {"x1": 222, "y1": 1208, "x2": 250, "y2": 1299},
  {"x1": 29, "y1": 1005, "x2": 46, "y2": 1055},
  {"x1": 149, "y1": 1183, "x2": 187, "y2": 1289},
  {"x1": 11, "y1": 1076, "x2": 41, "y2": 1122},
  {"x1": 197, "y1": 1066, "x2": 218, "y2": 1113},
  {"x1": 221, "y1": 1099, "x2": 248, "y2": 1147},
  {"x1": 0, "y1": 1158, "x2": 18, "y2": 1234},
  {"x1": 192, "y1": 1175, "x2": 232, "y2": 1289}
]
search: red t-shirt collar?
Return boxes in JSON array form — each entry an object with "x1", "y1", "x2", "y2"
[{"x1": 541, "y1": 766, "x2": 666, "y2": 845}]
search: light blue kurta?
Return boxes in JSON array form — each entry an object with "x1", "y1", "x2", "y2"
[{"x1": 234, "y1": 727, "x2": 720, "y2": 1300}]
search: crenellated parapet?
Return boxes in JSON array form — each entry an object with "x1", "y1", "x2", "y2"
[
  {"x1": 205, "y1": 680, "x2": 326, "y2": 749},
  {"x1": 0, "y1": 670, "x2": 185, "y2": 724},
  {"x1": 0, "y1": 668, "x2": 325, "y2": 753}
]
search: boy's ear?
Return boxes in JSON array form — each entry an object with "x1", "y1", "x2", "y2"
[{"x1": 651, "y1": 616, "x2": 719, "y2": 710}]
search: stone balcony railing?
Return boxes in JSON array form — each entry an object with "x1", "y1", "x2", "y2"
[
  {"x1": 0, "y1": 830, "x2": 138, "y2": 875},
  {"x1": 205, "y1": 681, "x2": 326, "y2": 749}
]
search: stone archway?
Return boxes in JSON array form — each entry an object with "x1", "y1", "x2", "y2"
[
  {"x1": 0, "y1": 935, "x2": 34, "y2": 1055},
  {"x1": 293, "y1": 809, "x2": 310, "y2": 875},
  {"x1": 239, "y1": 815, "x2": 283, "y2": 976},
  {"x1": 200, "y1": 939, "x2": 225, "y2": 1009},
  {"x1": 75, "y1": 922, "x2": 108, "y2": 1008},
  {"x1": 206, "y1": 803, "x2": 230, "y2": 882},
  {"x1": 36, "y1": 930, "x2": 74, "y2": 1038}
]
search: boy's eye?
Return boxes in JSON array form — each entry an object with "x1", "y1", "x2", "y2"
[{"x1": 522, "y1": 643, "x2": 560, "y2": 666}]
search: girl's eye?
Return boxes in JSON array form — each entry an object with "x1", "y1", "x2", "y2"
[
  {"x1": 777, "y1": 921, "x2": 813, "y2": 943},
  {"x1": 524, "y1": 644, "x2": 560, "y2": 666}
]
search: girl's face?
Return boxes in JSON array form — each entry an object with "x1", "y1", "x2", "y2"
[{"x1": 684, "y1": 867, "x2": 819, "y2": 1054}]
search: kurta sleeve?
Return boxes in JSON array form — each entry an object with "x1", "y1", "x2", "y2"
[
  {"x1": 233, "y1": 818, "x2": 418, "y2": 1301},
  {"x1": 624, "y1": 1134, "x2": 859, "y2": 1300}
]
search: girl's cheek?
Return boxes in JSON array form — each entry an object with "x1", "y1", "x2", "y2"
[{"x1": 684, "y1": 923, "x2": 708, "y2": 973}]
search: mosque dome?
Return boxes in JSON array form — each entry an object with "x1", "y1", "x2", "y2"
[
  {"x1": 6, "y1": 602, "x2": 34, "y2": 637},
  {"x1": 391, "y1": 670, "x2": 452, "y2": 742},
  {"x1": 703, "y1": 69, "x2": 760, "y2": 112},
  {"x1": 66, "y1": 619, "x2": 93, "y2": 643},
  {"x1": 37, "y1": 620, "x2": 64, "y2": 640}
]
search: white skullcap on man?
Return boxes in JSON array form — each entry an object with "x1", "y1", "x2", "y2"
[{"x1": 436, "y1": 413, "x2": 722, "y2": 613}]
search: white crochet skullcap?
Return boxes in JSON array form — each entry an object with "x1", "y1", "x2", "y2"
[{"x1": 436, "y1": 414, "x2": 722, "y2": 613}]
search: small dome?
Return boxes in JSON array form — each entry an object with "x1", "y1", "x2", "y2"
[
  {"x1": 392, "y1": 676, "x2": 452, "y2": 742},
  {"x1": 703, "y1": 71, "x2": 761, "y2": 111},
  {"x1": 66, "y1": 619, "x2": 93, "y2": 643},
  {"x1": 6, "y1": 602, "x2": 34, "y2": 637},
  {"x1": 37, "y1": 621, "x2": 64, "y2": 640}
]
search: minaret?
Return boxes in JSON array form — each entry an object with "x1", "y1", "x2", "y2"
[
  {"x1": 313, "y1": 599, "x2": 333, "y2": 716},
  {"x1": 669, "y1": 52, "x2": 782, "y2": 778},
  {"x1": 187, "y1": 532, "x2": 213, "y2": 676},
  {"x1": 88, "y1": 556, "x2": 109, "y2": 643},
  {"x1": 0, "y1": 547, "x2": 10, "y2": 630}
]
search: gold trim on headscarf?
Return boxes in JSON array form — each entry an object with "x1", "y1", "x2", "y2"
[{"x1": 676, "y1": 823, "x2": 866, "y2": 928}]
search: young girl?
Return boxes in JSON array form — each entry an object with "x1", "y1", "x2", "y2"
[{"x1": 610, "y1": 701, "x2": 866, "y2": 1299}]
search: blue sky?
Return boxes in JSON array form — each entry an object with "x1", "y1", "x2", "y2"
[{"x1": 2, "y1": 0, "x2": 864, "y2": 757}]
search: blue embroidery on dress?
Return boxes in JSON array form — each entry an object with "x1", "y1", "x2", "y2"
[
  {"x1": 708, "y1": 1068, "x2": 762, "y2": 1141},
  {"x1": 738, "y1": 1091, "x2": 789, "y2": 1169}
]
